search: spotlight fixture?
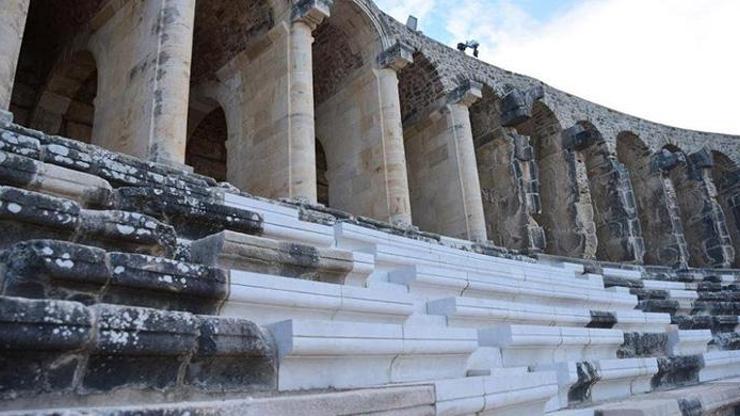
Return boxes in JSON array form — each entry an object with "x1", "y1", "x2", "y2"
[{"x1": 457, "y1": 40, "x2": 480, "y2": 58}]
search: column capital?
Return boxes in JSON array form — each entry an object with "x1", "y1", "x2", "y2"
[
  {"x1": 651, "y1": 148, "x2": 686, "y2": 173},
  {"x1": 500, "y1": 85, "x2": 544, "y2": 127},
  {"x1": 292, "y1": 0, "x2": 332, "y2": 30},
  {"x1": 377, "y1": 41, "x2": 414, "y2": 71},
  {"x1": 447, "y1": 80, "x2": 483, "y2": 107},
  {"x1": 562, "y1": 123, "x2": 601, "y2": 151}
]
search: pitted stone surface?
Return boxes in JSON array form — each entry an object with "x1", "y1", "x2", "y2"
[{"x1": 114, "y1": 187, "x2": 263, "y2": 240}]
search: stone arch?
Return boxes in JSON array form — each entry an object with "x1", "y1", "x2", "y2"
[
  {"x1": 28, "y1": 49, "x2": 98, "y2": 143},
  {"x1": 617, "y1": 132, "x2": 688, "y2": 267},
  {"x1": 186, "y1": 97, "x2": 228, "y2": 182},
  {"x1": 513, "y1": 102, "x2": 597, "y2": 258},
  {"x1": 573, "y1": 122, "x2": 643, "y2": 263},
  {"x1": 312, "y1": 0, "x2": 411, "y2": 223},
  {"x1": 468, "y1": 85, "x2": 544, "y2": 251},
  {"x1": 662, "y1": 144, "x2": 734, "y2": 268},
  {"x1": 397, "y1": 51, "x2": 446, "y2": 123},
  {"x1": 10, "y1": 0, "x2": 104, "y2": 137},
  {"x1": 711, "y1": 151, "x2": 740, "y2": 267}
]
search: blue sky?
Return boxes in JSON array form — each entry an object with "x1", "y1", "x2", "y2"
[{"x1": 375, "y1": 0, "x2": 740, "y2": 135}]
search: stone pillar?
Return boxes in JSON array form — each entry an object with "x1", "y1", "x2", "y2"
[
  {"x1": 714, "y1": 165, "x2": 740, "y2": 267},
  {"x1": 288, "y1": 1, "x2": 330, "y2": 202},
  {"x1": 377, "y1": 43, "x2": 414, "y2": 225},
  {"x1": 564, "y1": 124, "x2": 645, "y2": 263},
  {"x1": 447, "y1": 96, "x2": 488, "y2": 242},
  {"x1": 667, "y1": 149, "x2": 735, "y2": 268},
  {"x1": 0, "y1": 0, "x2": 30, "y2": 112},
  {"x1": 147, "y1": 0, "x2": 196, "y2": 167}
]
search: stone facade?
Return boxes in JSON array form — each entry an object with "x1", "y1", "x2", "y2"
[{"x1": 1, "y1": 3, "x2": 740, "y2": 412}]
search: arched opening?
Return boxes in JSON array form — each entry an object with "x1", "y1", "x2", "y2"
[
  {"x1": 188, "y1": 0, "x2": 274, "y2": 189},
  {"x1": 512, "y1": 102, "x2": 597, "y2": 258},
  {"x1": 312, "y1": 0, "x2": 410, "y2": 223},
  {"x1": 10, "y1": 0, "x2": 103, "y2": 142},
  {"x1": 617, "y1": 132, "x2": 688, "y2": 267},
  {"x1": 186, "y1": 104, "x2": 228, "y2": 182},
  {"x1": 316, "y1": 139, "x2": 329, "y2": 206},
  {"x1": 662, "y1": 145, "x2": 734, "y2": 268},
  {"x1": 575, "y1": 122, "x2": 643, "y2": 263},
  {"x1": 468, "y1": 86, "x2": 544, "y2": 251},
  {"x1": 711, "y1": 151, "x2": 740, "y2": 267},
  {"x1": 398, "y1": 52, "x2": 461, "y2": 236}
]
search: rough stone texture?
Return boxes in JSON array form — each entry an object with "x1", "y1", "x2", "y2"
[
  {"x1": 0, "y1": 240, "x2": 228, "y2": 314},
  {"x1": 667, "y1": 149, "x2": 735, "y2": 268},
  {"x1": 114, "y1": 187, "x2": 263, "y2": 240},
  {"x1": 0, "y1": 186, "x2": 176, "y2": 257},
  {"x1": 617, "y1": 135, "x2": 690, "y2": 268},
  {"x1": 470, "y1": 87, "x2": 545, "y2": 252},
  {"x1": 0, "y1": 296, "x2": 275, "y2": 409}
]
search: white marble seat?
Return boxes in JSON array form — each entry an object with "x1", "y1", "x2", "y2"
[
  {"x1": 666, "y1": 329, "x2": 712, "y2": 356},
  {"x1": 267, "y1": 319, "x2": 478, "y2": 391},
  {"x1": 477, "y1": 324, "x2": 624, "y2": 367},
  {"x1": 221, "y1": 270, "x2": 415, "y2": 325},
  {"x1": 391, "y1": 264, "x2": 636, "y2": 310},
  {"x1": 432, "y1": 369, "x2": 558, "y2": 416},
  {"x1": 699, "y1": 351, "x2": 740, "y2": 382},
  {"x1": 613, "y1": 310, "x2": 672, "y2": 333}
]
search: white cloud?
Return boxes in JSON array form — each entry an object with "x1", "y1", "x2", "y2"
[{"x1": 383, "y1": 0, "x2": 740, "y2": 135}]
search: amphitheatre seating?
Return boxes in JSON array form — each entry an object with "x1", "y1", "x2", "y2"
[{"x1": 3, "y1": 122, "x2": 740, "y2": 415}]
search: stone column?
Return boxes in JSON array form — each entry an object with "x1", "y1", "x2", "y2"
[
  {"x1": 377, "y1": 43, "x2": 414, "y2": 225},
  {"x1": 445, "y1": 85, "x2": 488, "y2": 242},
  {"x1": 288, "y1": 1, "x2": 330, "y2": 202},
  {"x1": 0, "y1": 0, "x2": 30, "y2": 112},
  {"x1": 147, "y1": 0, "x2": 196, "y2": 167}
]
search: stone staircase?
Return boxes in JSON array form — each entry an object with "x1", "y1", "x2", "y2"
[{"x1": 1, "y1": 121, "x2": 740, "y2": 415}]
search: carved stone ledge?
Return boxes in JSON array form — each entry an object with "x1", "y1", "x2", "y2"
[
  {"x1": 377, "y1": 40, "x2": 414, "y2": 71},
  {"x1": 292, "y1": 0, "x2": 332, "y2": 30},
  {"x1": 500, "y1": 85, "x2": 545, "y2": 127}
]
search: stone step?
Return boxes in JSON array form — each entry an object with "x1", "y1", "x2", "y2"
[
  {"x1": 0, "y1": 384, "x2": 435, "y2": 416},
  {"x1": 190, "y1": 230, "x2": 373, "y2": 285},
  {"x1": 477, "y1": 324, "x2": 625, "y2": 367},
  {"x1": 267, "y1": 319, "x2": 478, "y2": 391},
  {"x1": 536, "y1": 358, "x2": 659, "y2": 411},
  {"x1": 0, "y1": 296, "x2": 275, "y2": 410},
  {"x1": 0, "y1": 150, "x2": 113, "y2": 208},
  {"x1": 0, "y1": 186, "x2": 176, "y2": 256},
  {"x1": 222, "y1": 269, "x2": 415, "y2": 325},
  {"x1": 0, "y1": 239, "x2": 228, "y2": 314},
  {"x1": 113, "y1": 187, "x2": 263, "y2": 240},
  {"x1": 711, "y1": 332, "x2": 740, "y2": 350},
  {"x1": 673, "y1": 314, "x2": 739, "y2": 333},
  {"x1": 432, "y1": 371, "x2": 558, "y2": 416},
  {"x1": 548, "y1": 377, "x2": 740, "y2": 415},
  {"x1": 427, "y1": 296, "x2": 669, "y2": 332},
  {"x1": 0, "y1": 124, "x2": 217, "y2": 192},
  {"x1": 390, "y1": 263, "x2": 636, "y2": 310}
]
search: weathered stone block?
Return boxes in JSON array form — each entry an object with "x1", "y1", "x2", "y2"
[
  {"x1": 114, "y1": 187, "x2": 263, "y2": 239},
  {"x1": 500, "y1": 86, "x2": 544, "y2": 127},
  {"x1": 77, "y1": 210, "x2": 176, "y2": 257},
  {"x1": 186, "y1": 317, "x2": 276, "y2": 391},
  {"x1": 84, "y1": 305, "x2": 199, "y2": 392},
  {"x1": 0, "y1": 296, "x2": 92, "y2": 401}
]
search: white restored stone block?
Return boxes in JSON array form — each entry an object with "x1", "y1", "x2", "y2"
[
  {"x1": 478, "y1": 325, "x2": 623, "y2": 367},
  {"x1": 699, "y1": 351, "x2": 740, "y2": 382},
  {"x1": 590, "y1": 358, "x2": 659, "y2": 402},
  {"x1": 613, "y1": 310, "x2": 671, "y2": 333},
  {"x1": 268, "y1": 319, "x2": 478, "y2": 391},
  {"x1": 223, "y1": 270, "x2": 414, "y2": 324},
  {"x1": 666, "y1": 329, "x2": 712, "y2": 356},
  {"x1": 433, "y1": 371, "x2": 557, "y2": 416}
]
